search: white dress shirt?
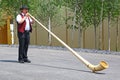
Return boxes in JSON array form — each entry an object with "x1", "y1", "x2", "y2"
[{"x1": 16, "y1": 13, "x2": 33, "y2": 31}]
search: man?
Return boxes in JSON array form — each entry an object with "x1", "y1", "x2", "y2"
[{"x1": 16, "y1": 5, "x2": 34, "y2": 63}]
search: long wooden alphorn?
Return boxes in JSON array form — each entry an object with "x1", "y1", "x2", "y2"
[{"x1": 29, "y1": 13, "x2": 109, "y2": 72}]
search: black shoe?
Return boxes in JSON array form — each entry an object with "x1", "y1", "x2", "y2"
[
  {"x1": 18, "y1": 60, "x2": 24, "y2": 63},
  {"x1": 24, "y1": 59, "x2": 31, "y2": 63}
]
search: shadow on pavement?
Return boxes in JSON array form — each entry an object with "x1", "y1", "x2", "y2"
[
  {"x1": 0, "y1": 60, "x2": 18, "y2": 63},
  {"x1": 0, "y1": 60, "x2": 106, "y2": 74},
  {"x1": 29, "y1": 63, "x2": 106, "y2": 74}
]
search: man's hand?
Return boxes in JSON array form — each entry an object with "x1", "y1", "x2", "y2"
[
  {"x1": 18, "y1": 13, "x2": 29, "y2": 24},
  {"x1": 26, "y1": 13, "x2": 29, "y2": 17}
]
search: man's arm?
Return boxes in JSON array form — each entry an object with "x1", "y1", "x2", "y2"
[
  {"x1": 16, "y1": 14, "x2": 27, "y2": 24},
  {"x1": 29, "y1": 17, "x2": 34, "y2": 24},
  {"x1": 30, "y1": 18, "x2": 34, "y2": 24}
]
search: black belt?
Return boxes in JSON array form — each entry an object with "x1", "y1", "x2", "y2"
[{"x1": 25, "y1": 30, "x2": 30, "y2": 32}]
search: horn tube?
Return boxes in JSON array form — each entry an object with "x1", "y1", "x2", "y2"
[{"x1": 29, "y1": 13, "x2": 109, "y2": 72}]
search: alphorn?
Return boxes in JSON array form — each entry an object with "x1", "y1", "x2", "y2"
[{"x1": 29, "y1": 13, "x2": 109, "y2": 72}]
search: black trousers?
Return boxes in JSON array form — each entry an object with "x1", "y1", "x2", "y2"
[{"x1": 18, "y1": 31, "x2": 30, "y2": 61}]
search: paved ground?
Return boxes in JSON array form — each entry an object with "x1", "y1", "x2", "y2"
[{"x1": 0, "y1": 46, "x2": 120, "y2": 80}]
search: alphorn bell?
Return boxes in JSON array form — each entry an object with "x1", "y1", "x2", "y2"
[{"x1": 29, "y1": 13, "x2": 109, "y2": 72}]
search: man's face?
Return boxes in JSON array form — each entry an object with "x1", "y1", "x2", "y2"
[{"x1": 22, "y1": 9, "x2": 28, "y2": 14}]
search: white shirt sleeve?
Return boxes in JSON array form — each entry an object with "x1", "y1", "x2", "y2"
[
  {"x1": 29, "y1": 17, "x2": 33, "y2": 22},
  {"x1": 16, "y1": 14, "x2": 22, "y2": 23}
]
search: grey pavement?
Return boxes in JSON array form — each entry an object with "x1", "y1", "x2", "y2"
[{"x1": 0, "y1": 46, "x2": 120, "y2": 80}]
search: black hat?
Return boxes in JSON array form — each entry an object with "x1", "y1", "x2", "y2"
[{"x1": 20, "y1": 5, "x2": 29, "y2": 10}]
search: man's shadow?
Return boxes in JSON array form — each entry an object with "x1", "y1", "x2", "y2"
[{"x1": 0, "y1": 60, "x2": 18, "y2": 63}]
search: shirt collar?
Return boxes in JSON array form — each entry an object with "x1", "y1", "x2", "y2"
[{"x1": 21, "y1": 13, "x2": 26, "y2": 16}]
